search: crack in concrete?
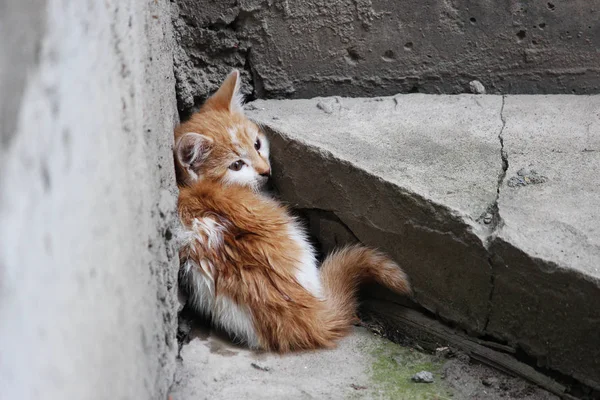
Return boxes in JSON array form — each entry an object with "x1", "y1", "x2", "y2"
[
  {"x1": 497, "y1": 94, "x2": 509, "y2": 217},
  {"x1": 478, "y1": 95, "x2": 508, "y2": 238},
  {"x1": 482, "y1": 256, "x2": 497, "y2": 333},
  {"x1": 482, "y1": 95, "x2": 508, "y2": 333}
]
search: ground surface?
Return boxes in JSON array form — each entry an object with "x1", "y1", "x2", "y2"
[{"x1": 170, "y1": 322, "x2": 556, "y2": 400}]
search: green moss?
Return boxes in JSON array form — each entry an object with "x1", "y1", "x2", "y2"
[{"x1": 367, "y1": 340, "x2": 454, "y2": 400}]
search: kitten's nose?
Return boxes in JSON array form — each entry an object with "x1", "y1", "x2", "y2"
[{"x1": 259, "y1": 168, "x2": 271, "y2": 177}]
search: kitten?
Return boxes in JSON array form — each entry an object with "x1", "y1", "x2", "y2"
[
  {"x1": 174, "y1": 71, "x2": 271, "y2": 191},
  {"x1": 175, "y1": 70, "x2": 411, "y2": 352}
]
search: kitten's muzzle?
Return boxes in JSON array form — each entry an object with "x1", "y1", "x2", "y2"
[{"x1": 259, "y1": 169, "x2": 271, "y2": 177}]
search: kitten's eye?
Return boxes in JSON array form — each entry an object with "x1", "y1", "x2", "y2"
[
  {"x1": 229, "y1": 160, "x2": 245, "y2": 171},
  {"x1": 254, "y1": 138, "x2": 261, "y2": 151}
]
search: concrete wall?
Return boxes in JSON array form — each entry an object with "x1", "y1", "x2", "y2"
[
  {"x1": 172, "y1": 0, "x2": 600, "y2": 114},
  {"x1": 0, "y1": 1, "x2": 179, "y2": 399}
]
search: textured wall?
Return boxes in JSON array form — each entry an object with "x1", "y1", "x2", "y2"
[
  {"x1": 172, "y1": 0, "x2": 600, "y2": 114},
  {"x1": 0, "y1": 0, "x2": 179, "y2": 398}
]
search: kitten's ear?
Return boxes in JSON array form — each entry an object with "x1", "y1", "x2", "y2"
[
  {"x1": 176, "y1": 132, "x2": 212, "y2": 168},
  {"x1": 206, "y1": 69, "x2": 244, "y2": 114}
]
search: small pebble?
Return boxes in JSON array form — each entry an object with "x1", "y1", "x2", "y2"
[
  {"x1": 435, "y1": 346, "x2": 450, "y2": 358},
  {"x1": 316, "y1": 100, "x2": 334, "y2": 114},
  {"x1": 507, "y1": 167, "x2": 548, "y2": 187},
  {"x1": 482, "y1": 377, "x2": 499, "y2": 387},
  {"x1": 483, "y1": 213, "x2": 493, "y2": 224},
  {"x1": 251, "y1": 362, "x2": 271, "y2": 372},
  {"x1": 517, "y1": 167, "x2": 532, "y2": 176},
  {"x1": 412, "y1": 371, "x2": 434, "y2": 383},
  {"x1": 469, "y1": 80, "x2": 486, "y2": 94},
  {"x1": 350, "y1": 383, "x2": 368, "y2": 390}
]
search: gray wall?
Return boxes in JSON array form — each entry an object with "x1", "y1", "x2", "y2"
[
  {"x1": 0, "y1": 0, "x2": 179, "y2": 399},
  {"x1": 172, "y1": 0, "x2": 600, "y2": 114}
]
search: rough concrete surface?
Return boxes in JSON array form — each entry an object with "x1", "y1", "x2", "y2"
[
  {"x1": 246, "y1": 94, "x2": 600, "y2": 390},
  {"x1": 250, "y1": 94, "x2": 503, "y2": 333},
  {"x1": 171, "y1": 323, "x2": 556, "y2": 400},
  {"x1": 172, "y1": 0, "x2": 600, "y2": 114},
  {"x1": 0, "y1": 1, "x2": 179, "y2": 399},
  {"x1": 487, "y1": 95, "x2": 600, "y2": 390}
]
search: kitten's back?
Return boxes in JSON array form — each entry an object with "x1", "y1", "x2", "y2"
[{"x1": 179, "y1": 181, "x2": 333, "y2": 351}]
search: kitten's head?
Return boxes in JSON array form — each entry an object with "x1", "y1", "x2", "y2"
[{"x1": 174, "y1": 70, "x2": 271, "y2": 190}]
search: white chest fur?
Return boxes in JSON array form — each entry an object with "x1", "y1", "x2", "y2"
[
  {"x1": 178, "y1": 217, "x2": 260, "y2": 348},
  {"x1": 178, "y1": 215, "x2": 321, "y2": 348},
  {"x1": 182, "y1": 259, "x2": 260, "y2": 348},
  {"x1": 287, "y1": 221, "x2": 323, "y2": 299}
]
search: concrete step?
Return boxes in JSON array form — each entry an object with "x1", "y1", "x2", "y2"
[{"x1": 246, "y1": 94, "x2": 600, "y2": 390}]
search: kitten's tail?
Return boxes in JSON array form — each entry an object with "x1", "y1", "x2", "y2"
[{"x1": 320, "y1": 245, "x2": 411, "y2": 337}]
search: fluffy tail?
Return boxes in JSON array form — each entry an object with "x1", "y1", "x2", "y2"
[{"x1": 320, "y1": 245, "x2": 411, "y2": 337}]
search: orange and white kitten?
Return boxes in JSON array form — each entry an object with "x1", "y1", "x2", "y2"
[
  {"x1": 175, "y1": 70, "x2": 411, "y2": 352},
  {"x1": 174, "y1": 71, "x2": 271, "y2": 191}
]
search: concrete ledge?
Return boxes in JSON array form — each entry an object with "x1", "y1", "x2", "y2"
[{"x1": 246, "y1": 94, "x2": 600, "y2": 389}]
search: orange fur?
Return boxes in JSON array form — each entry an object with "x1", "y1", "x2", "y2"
[
  {"x1": 174, "y1": 71, "x2": 270, "y2": 188},
  {"x1": 175, "y1": 70, "x2": 412, "y2": 352},
  {"x1": 178, "y1": 180, "x2": 411, "y2": 352}
]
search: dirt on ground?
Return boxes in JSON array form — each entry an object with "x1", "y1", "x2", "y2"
[
  {"x1": 172, "y1": 309, "x2": 558, "y2": 400},
  {"x1": 439, "y1": 355, "x2": 557, "y2": 400}
]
